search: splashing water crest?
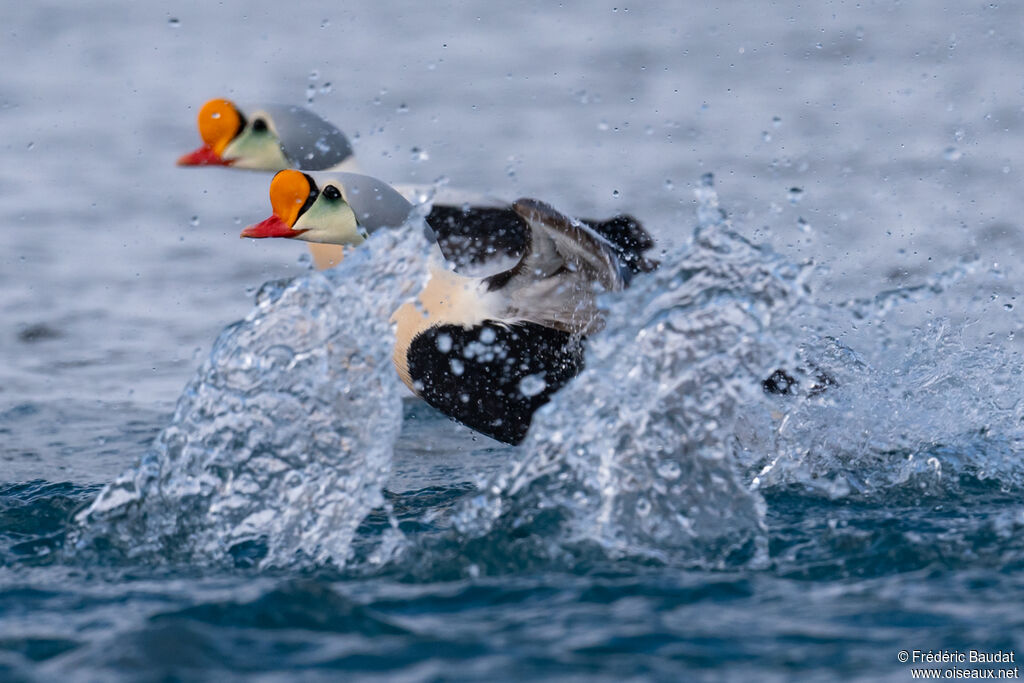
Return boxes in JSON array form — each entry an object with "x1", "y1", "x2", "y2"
[
  {"x1": 745, "y1": 320, "x2": 1024, "y2": 501},
  {"x1": 437, "y1": 176, "x2": 815, "y2": 570},
  {"x1": 730, "y1": 232, "x2": 1024, "y2": 503},
  {"x1": 837, "y1": 254, "x2": 981, "y2": 322},
  {"x1": 66, "y1": 226, "x2": 430, "y2": 569}
]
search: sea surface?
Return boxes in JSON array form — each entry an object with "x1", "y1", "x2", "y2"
[{"x1": 2, "y1": 1, "x2": 1024, "y2": 680}]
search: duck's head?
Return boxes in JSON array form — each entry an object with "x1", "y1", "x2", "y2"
[
  {"x1": 241, "y1": 170, "x2": 366, "y2": 245},
  {"x1": 178, "y1": 99, "x2": 354, "y2": 171},
  {"x1": 177, "y1": 98, "x2": 288, "y2": 169}
]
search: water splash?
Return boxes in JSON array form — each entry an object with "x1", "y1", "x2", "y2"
[
  {"x1": 747, "y1": 320, "x2": 1024, "y2": 501},
  {"x1": 67, "y1": 227, "x2": 429, "y2": 568},
  {"x1": 837, "y1": 254, "x2": 980, "y2": 321},
  {"x1": 62, "y1": 174, "x2": 1024, "y2": 577},
  {"x1": 728, "y1": 231, "x2": 1021, "y2": 503},
  {"x1": 430, "y1": 176, "x2": 815, "y2": 571}
]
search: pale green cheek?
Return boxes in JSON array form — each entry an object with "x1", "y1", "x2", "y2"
[
  {"x1": 222, "y1": 132, "x2": 290, "y2": 170},
  {"x1": 295, "y1": 200, "x2": 365, "y2": 246}
]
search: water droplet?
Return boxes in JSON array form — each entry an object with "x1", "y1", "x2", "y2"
[
  {"x1": 700, "y1": 172, "x2": 715, "y2": 187},
  {"x1": 612, "y1": 189, "x2": 620, "y2": 198},
  {"x1": 320, "y1": 18, "x2": 330, "y2": 29},
  {"x1": 664, "y1": 179, "x2": 674, "y2": 191},
  {"x1": 519, "y1": 373, "x2": 547, "y2": 397},
  {"x1": 410, "y1": 146, "x2": 429, "y2": 162},
  {"x1": 479, "y1": 327, "x2": 496, "y2": 344},
  {"x1": 787, "y1": 187, "x2": 804, "y2": 204},
  {"x1": 436, "y1": 333, "x2": 452, "y2": 353},
  {"x1": 450, "y1": 358, "x2": 465, "y2": 376},
  {"x1": 168, "y1": 17, "x2": 180, "y2": 27},
  {"x1": 396, "y1": 103, "x2": 409, "y2": 114},
  {"x1": 762, "y1": 131, "x2": 772, "y2": 142},
  {"x1": 597, "y1": 120, "x2": 610, "y2": 131},
  {"x1": 943, "y1": 147, "x2": 962, "y2": 161},
  {"x1": 309, "y1": 70, "x2": 319, "y2": 80},
  {"x1": 1005, "y1": 303, "x2": 1014, "y2": 311},
  {"x1": 319, "y1": 82, "x2": 332, "y2": 94},
  {"x1": 211, "y1": 112, "x2": 221, "y2": 119},
  {"x1": 797, "y1": 217, "x2": 812, "y2": 233},
  {"x1": 26, "y1": 141, "x2": 33, "y2": 150},
  {"x1": 189, "y1": 215, "x2": 199, "y2": 227},
  {"x1": 772, "y1": 116, "x2": 782, "y2": 127},
  {"x1": 657, "y1": 460, "x2": 681, "y2": 480}
]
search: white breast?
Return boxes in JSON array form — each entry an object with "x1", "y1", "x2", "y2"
[{"x1": 391, "y1": 259, "x2": 505, "y2": 391}]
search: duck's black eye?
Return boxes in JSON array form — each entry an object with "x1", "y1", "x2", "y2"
[
  {"x1": 322, "y1": 185, "x2": 342, "y2": 201},
  {"x1": 252, "y1": 118, "x2": 268, "y2": 133}
]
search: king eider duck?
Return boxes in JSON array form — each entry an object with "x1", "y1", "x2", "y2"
[
  {"x1": 241, "y1": 171, "x2": 656, "y2": 444},
  {"x1": 180, "y1": 98, "x2": 652, "y2": 273},
  {"x1": 243, "y1": 169, "x2": 657, "y2": 279},
  {"x1": 177, "y1": 98, "x2": 358, "y2": 269},
  {"x1": 177, "y1": 98, "x2": 358, "y2": 172}
]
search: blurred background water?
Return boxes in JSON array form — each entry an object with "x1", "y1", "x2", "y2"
[{"x1": 2, "y1": 1, "x2": 1024, "y2": 680}]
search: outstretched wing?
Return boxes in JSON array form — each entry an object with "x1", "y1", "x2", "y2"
[{"x1": 483, "y1": 198, "x2": 628, "y2": 334}]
